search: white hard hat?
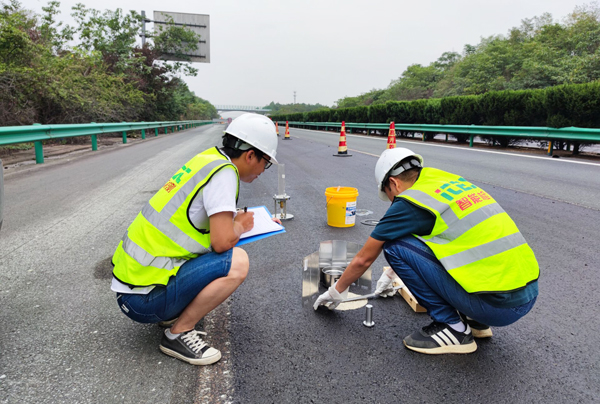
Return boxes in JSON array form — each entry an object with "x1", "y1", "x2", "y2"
[
  {"x1": 224, "y1": 113, "x2": 279, "y2": 163},
  {"x1": 375, "y1": 148, "x2": 423, "y2": 201}
]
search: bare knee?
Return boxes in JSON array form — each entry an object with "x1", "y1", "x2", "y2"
[{"x1": 229, "y1": 247, "x2": 249, "y2": 282}]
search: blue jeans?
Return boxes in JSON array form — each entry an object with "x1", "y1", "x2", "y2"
[
  {"x1": 383, "y1": 236, "x2": 536, "y2": 326},
  {"x1": 116, "y1": 249, "x2": 233, "y2": 323}
]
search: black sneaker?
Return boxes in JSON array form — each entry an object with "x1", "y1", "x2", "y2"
[
  {"x1": 459, "y1": 313, "x2": 493, "y2": 338},
  {"x1": 159, "y1": 329, "x2": 221, "y2": 365},
  {"x1": 403, "y1": 321, "x2": 477, "y2": 354}
]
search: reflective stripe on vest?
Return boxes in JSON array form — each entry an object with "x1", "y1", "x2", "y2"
[
  {"x1": 113, "y1": 148, "x2": 239, "y2": 287},
  {"x1": 399, "y1": 167, "x2": 539, "y2": 293},
  {"x1": 418, "y1": 203, "x2": 506, "y2": 245},
  {"x1": 121, "y1": 231, "x2": 187, "y2": 270}
]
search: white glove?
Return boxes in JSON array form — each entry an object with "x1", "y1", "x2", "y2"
[
  {"x1": 313, "y1": 283, "x2": 349, "y2": 310},
  {"x1": 374, "y1": 267, "x2": 397, "y2": 297}
]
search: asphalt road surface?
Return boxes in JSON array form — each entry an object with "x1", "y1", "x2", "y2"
[{"x1": 1, "y1": 124, "x2": 599, "y2": 403}]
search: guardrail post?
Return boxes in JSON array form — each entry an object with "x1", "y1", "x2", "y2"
[
  {"x1": 547, "y1": 141, "x2": 554, "y2": 156},
  {"x1": 34, "y1": 141, "x2": 44, "y2": 164},
  {"x1": 122, "y1": 122, "x2": 127, "y2": 144},
  {"x1": 154, "y1": 127, "x2": 158, "y2": 136},
  {"x1": 141, "y1": 122, "x2": 146, "y2": 139},
  {"x1": 422, "y1": 132, "x2": 426, "y2": 142},
  {"x1": 90, "y1": 122, "x2": 97, "y2": 151},
  {"x1": 469, "y1": 135, "x2": 474, "y2": 147},
  {"x1": 165, "y1": 126, "x2": 168, "y2": 134},
  {"x1": 445, "y1": 134, "x2": 448, "y2": 142},
  {"x1": 32, "y1": 123, "x2": 44, "y2": 164}
]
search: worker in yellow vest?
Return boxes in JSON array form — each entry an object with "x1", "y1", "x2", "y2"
[
  {"x1": 112, "y1": 113, "x2": 279, "y2": 365},
  {"x1": 314, "y1": 148, "x2": 539, "y2": 355}
]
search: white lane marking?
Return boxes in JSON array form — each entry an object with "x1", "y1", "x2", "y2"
[{"x1": 293, "y1": 128, "x2": 600, "y2": 167}]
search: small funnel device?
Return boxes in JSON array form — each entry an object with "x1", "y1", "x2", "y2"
[{"x1": 273, "y1": 164, "x2": 293, "y2": 220}]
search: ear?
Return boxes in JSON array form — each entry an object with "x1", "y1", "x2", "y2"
[
  {"x1": 389, "y1": 177, "x2": 400, "y2": 193},
  {"x1": 245, "y1": 149, "x2": 255, "y2": 163}
]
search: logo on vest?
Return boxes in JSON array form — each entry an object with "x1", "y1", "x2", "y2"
[
  {"x1": 455, "y1": 191, "x2": 491, "y2": 211},
  {"x1": 171, "y1": 165, "x2": 192, "y2": 184},
  {"x1": 434, "y1": 178, "x2": 492, "y2": 211},
  {"x1": 163, "y1": 180, "x2": 177, "y2": 193}
]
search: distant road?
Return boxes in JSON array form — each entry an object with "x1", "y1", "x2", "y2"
[{"x1": 291, "y1": 127, "x2": 600, "y2": 210}]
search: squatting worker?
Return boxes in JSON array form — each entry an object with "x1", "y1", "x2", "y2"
[
  {"x1": 314, "y1": 148, "x2": 539, "y2": 355},
  {"x1": 111, "y1": 113, "x2": 279, "y2": 365}
]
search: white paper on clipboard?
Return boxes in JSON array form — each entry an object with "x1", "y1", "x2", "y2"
[{"x1": 239, "y1": 206, "x2": 284, "y2": 240}]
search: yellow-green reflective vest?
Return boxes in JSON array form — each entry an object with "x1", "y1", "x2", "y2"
[
  {"x1": 399, "y1": 168, "x2": 539, "y2": 294},
  {"x1": 112, "y1": 147, "x2": 240, "y2": 287}
]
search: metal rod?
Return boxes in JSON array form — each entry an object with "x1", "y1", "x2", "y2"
[{"x1": 363, "y1": 304, "x2": 374, "y2": 327}]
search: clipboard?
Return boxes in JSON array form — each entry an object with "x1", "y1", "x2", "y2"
[{"x1": 236, "y1": 206, "x2": 286, "y2": 246}]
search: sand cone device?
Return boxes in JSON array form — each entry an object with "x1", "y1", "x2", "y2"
[
  {"x1": 333, "y1": 121, "x2": 352, "y2": 157},
  {"x1": 272, "y1": 164, "x2": 293, "y2": 220},
  {"x1": 386, "y1": 122, "x2": 396, "y2": 149},
  {"x1": 284, "y1": 121, "x2": 291, "y2": 140}
]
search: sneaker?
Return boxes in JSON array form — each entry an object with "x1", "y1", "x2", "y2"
[
  {"x1": 403, "y1": 321, "x2": 477, "y2": 354},
  {"x1": 157, "y1": 317, "x2": 179, "y2": 328},
  {"x1": 459, "y1": 313, "x2": 493, "y2": 338},
  {"x1": 159, "y1": 329, "x2": 222, "y2": 365}
]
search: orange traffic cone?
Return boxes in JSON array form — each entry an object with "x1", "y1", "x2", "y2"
[
  {"x1": 284, "y1": 121, "x2": 291, "y2": 140},
  {"x1": 275, "y1": 121, "x2": 280, "y2": 137},
  {"x1": 333, "y1": 121, "x2": 352, "y2": 157},
  {"x1": 386, "y1": 122, "x2": 396, "y2": 149}
]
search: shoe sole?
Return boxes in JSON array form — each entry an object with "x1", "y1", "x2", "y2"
[
  {"x1": 472, "y1": 328, "x2": 493, "y2": 338},
  {"x1": 159, "y1": 345, "x2": 222, "y2": 365},
  {"x1": 403, "y1": 340, "x2": 477, "y2": 354}
]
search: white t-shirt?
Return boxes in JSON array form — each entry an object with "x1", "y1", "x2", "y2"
[{"x1": 111, "y1": 154, "x2": 238, "y2": 294}]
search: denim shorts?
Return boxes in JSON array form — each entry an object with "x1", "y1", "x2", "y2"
[
  {"x1": 383, "y1": 236, "x2": 537, "y2": 326},
  {"x1": 116, "y1": 249, "x2": 233, "y2": 323}
]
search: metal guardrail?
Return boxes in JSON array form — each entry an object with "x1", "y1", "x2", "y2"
[
  {"x1": 0, "y1": 120, "x2": 213, "y2": 164},
  {"x1": 281, "y1": 121, "x2": 600, "y2": 156}
]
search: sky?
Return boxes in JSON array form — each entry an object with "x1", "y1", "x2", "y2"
[{"x1": 19, "y1": 0, "x2": 590, "y2": 108}]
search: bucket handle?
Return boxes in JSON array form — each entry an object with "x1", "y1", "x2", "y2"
[{"x1": 326, "y1": 186, "x2": 342, "y2": 207}]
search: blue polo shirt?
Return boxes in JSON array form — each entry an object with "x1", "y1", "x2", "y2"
[{"x1": 371, "y1": 197, "x2": 538, "y2": 308}]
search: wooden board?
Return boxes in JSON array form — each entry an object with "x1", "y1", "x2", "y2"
[{"x1": 384, "y1": 266, "x2": 427, "y2": 313}]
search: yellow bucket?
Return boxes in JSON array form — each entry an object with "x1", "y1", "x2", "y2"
[{"x1": 325, "y1": 187, "x2": 359, "y2": 228}]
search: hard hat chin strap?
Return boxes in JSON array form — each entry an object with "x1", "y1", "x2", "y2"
[
  {"x1": 223, "y1": 134, "x2": 252, "y2": 151},
  {"x1": 388, "y1": 158, "x2": 422, "y2": 177},
  {"x1": 381, "y1": 158, "x2": 422, "y2": 191}
]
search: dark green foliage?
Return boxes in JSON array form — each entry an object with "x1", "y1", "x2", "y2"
[
  {"x1": 0, "y1": 1, "x2": 217, "y2": 127},
  {"x1": 544, "y1": 82, "x2": 600, "y2": 128}
]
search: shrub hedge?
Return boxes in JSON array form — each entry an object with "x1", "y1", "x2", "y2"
[{"x1": 270, "y1": 82, "x2": 600, "y2": 129}]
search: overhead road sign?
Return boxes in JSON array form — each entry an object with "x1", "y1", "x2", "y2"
[{"x1": 143, "y1": 11, "x2": 210, "y2": 63}]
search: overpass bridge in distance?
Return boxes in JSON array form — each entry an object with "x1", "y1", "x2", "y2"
[{"x1": 215, "y1": 105, "x2": 271, "y2": 114}]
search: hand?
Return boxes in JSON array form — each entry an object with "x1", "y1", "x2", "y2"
[
  {"x1": 374, "y1": 267, "x2": 397, "y2": 297},
  {"x1": 234, "y1": 211, "x2": 254, "y2": 233},
  {"x1": 272, "y1": 217, "x2": 282, "y2": 225},
  {"x1": 313, "y1": 283, "x2": 349, "y2": 310}
]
